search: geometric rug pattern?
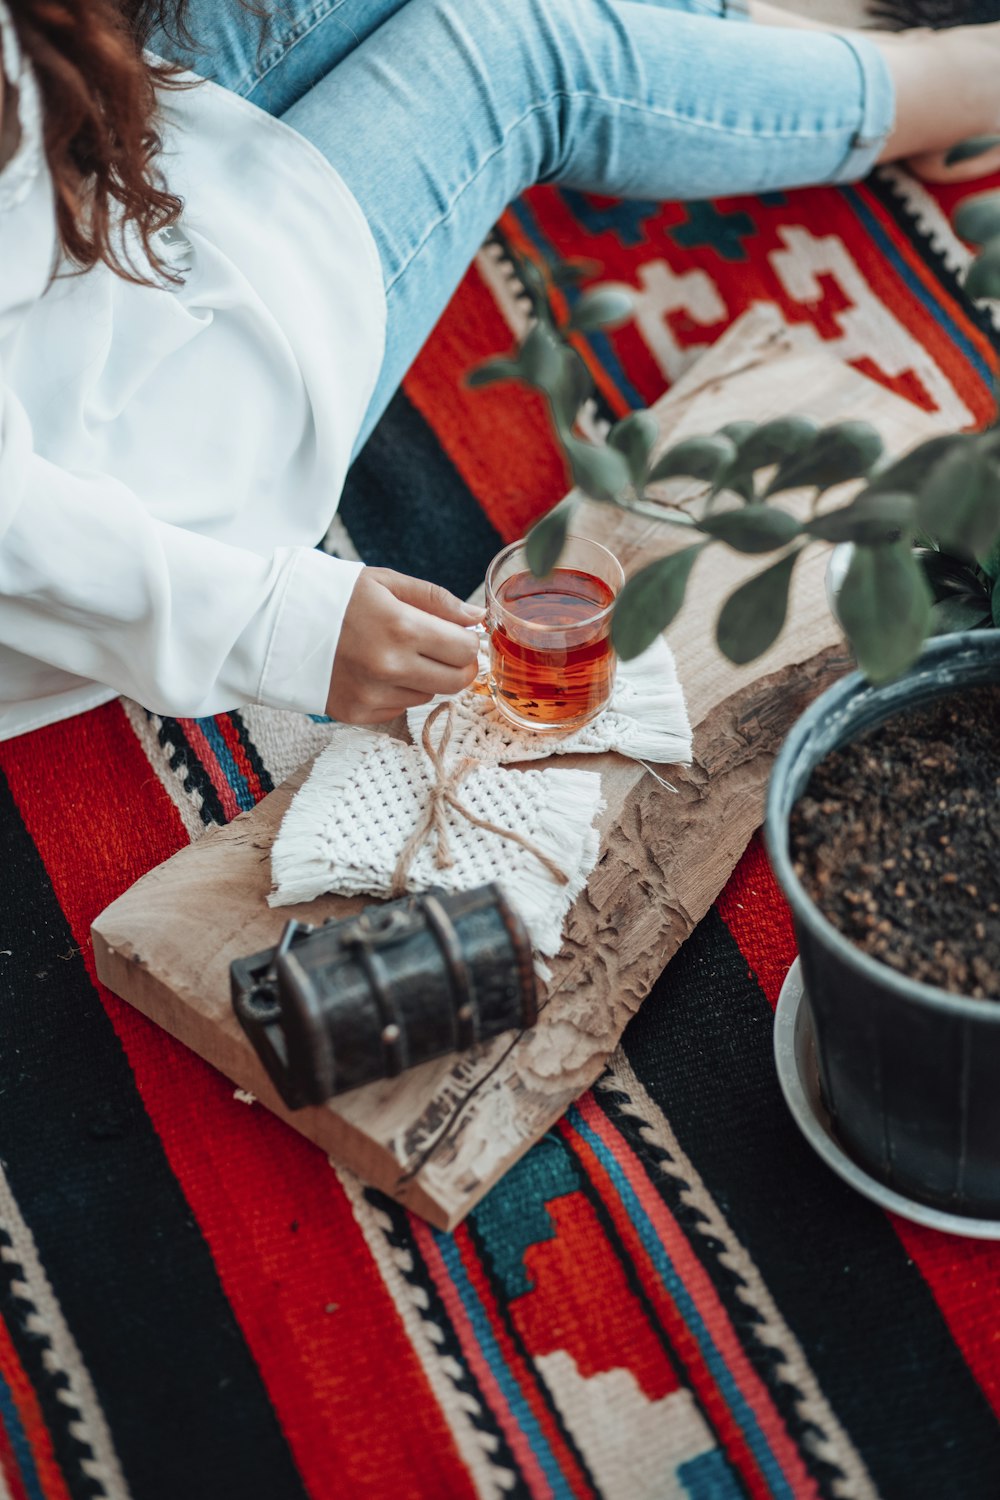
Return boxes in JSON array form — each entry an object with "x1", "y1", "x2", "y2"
[{"x1": 0, "y1": 162, "x2": 999, "y2": 1498}]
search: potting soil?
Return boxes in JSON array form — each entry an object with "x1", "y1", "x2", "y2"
[{"x1": 791, "y1": 684, "x2": 1000, "y2": 998}]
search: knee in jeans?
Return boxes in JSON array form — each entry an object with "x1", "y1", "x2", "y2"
[{"x1": 446, "y1": 0, "x2": 601, "y2": 89}]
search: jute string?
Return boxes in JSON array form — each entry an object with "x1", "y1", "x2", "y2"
[{"x1": 390, "y1": 702, "x2": 571, "y2": 897}]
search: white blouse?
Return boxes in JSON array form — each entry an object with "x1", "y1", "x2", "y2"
[{"x1": 0, "y1": 1, "x2": 385, "y2": 739}]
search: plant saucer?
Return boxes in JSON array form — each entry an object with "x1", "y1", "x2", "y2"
[{"x1": 774, "y1": 960, "x2": 1000, "y2": 1240}]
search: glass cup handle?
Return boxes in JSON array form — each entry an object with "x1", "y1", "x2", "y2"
[{"x1": 468, "y1": 621, "x2": 491, "y2": 693}]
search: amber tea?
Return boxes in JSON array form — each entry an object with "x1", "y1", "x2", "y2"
[{"x1": 489, "y1": 566, "x2": 617, "y2": 729}]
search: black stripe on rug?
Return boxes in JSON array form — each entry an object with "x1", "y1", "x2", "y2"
[
  {"x1": 229, "y1": 709, "x2": 275, "y2": 797},
  {"x1": 0, "y1": 1230, "x2": 104, "y2": 1497},
  {"x1": 592, "y1": 1082, "x2": 846, "y2": 1500},
  {"x1": 153, "y1": 712, "x2": 228, "y2": 827},
  {"x1": 620, "y1": 908, "x2": 1000, "y2": 1498},
  {"x1": 867, "y1": 170, "x2": 1000, "y2": 358},
  {"x1": 362, "y1": 1189, "x2": 528, "y2": 1495},
  {"x1": 0, "y1": 769, "x2": 308, "y2": 1500},
  {"x1": 341, "y1": 387, "x2": 504, "y2": 598},
  {"x1": 548, "y1": 1123, "x2": 747, "y2": 1494}
]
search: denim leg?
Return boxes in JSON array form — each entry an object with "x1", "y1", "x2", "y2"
[
  {"x1": 278, "y1": 0, "x2": 894, "y2": 449},
  {"x1": 147, "y1": 0, "x2": 749, "y2": 111},
  {"x1": 146, "y1": 0, "x2": 412, "y2": 108}
]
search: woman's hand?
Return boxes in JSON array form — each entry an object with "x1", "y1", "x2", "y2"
[{"x1": 326, "y1": 566, "x2": 483, "y2": 724}]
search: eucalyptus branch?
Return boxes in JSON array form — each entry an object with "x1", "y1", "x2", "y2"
[
  {"x1": 614, "y1": 493, "x2": 699, "y2": 526},
  {"x1": 466, "y1": 235, "x2": 1000, "y2": 685}
]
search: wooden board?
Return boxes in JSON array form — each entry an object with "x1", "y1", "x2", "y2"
[{"x1": 92, "y1": 308, "x2": 949, "y2": 1228}]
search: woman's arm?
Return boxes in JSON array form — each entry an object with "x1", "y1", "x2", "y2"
[
  {"x1": 0, "y1": 360, "x2": 351, "y2": 718},
  {"x1": 0, "y1": 355, "x2": 479, "y2": 722}
]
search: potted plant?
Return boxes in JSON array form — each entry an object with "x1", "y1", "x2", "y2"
[
  {"x1": 765, "y1": 631, "x2": 1000, "y2": 1216},
  {"x1": 467, "y1": 165, "x2": 1000, "y2": 1217}
]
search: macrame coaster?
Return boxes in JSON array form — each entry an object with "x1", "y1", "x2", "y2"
[
  {"x1": 268, "y1": 716, "x2": 604, "y2": 955},
  {"x1": 407, "y1": 637, "x2": 692, "y2": 770}
]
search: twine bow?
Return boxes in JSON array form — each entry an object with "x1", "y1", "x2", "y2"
[{"x1": 390, "y1": 701, "x2": 570, "y2": 897}]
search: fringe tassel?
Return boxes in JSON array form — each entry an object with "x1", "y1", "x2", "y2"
[
  {"x1": 268, "y1": 727, "x2": 379, "y2": 906},
  {"x1": 614, "y1": 682, "x2": 692, "y2": 766},
  {"x1": 269, "y1": 737, "x2": 604, "y2": 956},
  {"x1": 491, "y1": 769, "x2": 604, "y2": 956}
]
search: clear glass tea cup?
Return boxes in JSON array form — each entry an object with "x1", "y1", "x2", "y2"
[{"x1": 479, "y1": 535, "x2": 624, "y2": 732}]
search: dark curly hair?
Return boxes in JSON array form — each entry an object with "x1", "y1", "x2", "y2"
[{"x1": 6, "y1": 1, "x2": 261, "y2": 283}]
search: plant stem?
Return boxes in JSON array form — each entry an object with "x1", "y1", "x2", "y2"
[{"x1": 615, "y1": 493, "x2": 698, "y2": 526}]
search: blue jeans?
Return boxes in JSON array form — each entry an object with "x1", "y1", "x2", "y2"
[{"x1": 152, "y1": 0, "x2": 894, "y2": 452}]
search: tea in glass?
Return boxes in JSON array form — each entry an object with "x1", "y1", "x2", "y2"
[{"x1": 484, "y1": 537, "x2": 624, "y2": 731}]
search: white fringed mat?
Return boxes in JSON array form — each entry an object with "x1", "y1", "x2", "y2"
[
  {"x1": 407, "y1": 637, "x2": 692, "y2": 767},
  {"x1": 269, "y1": 726, "x2": 605, "y2": 955}
]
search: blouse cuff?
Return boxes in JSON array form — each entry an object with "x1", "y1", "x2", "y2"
[{"x1": 257, "y1": 546, "x2": 365, "y2": 717}]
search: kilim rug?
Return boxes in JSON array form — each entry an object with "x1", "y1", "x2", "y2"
[{"x1": 1, "y1": 164, "x2": 1000, "y2": 1500}]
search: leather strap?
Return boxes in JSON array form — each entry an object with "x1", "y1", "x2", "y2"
[
  {"x1": 352, "y1": 942, "x2": 409, "y2": 1077},
  {"x1": 420, "y1": 891, "x2": 479, "y2": 1049}
]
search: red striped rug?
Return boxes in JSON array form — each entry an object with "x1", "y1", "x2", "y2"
[{"x1": 0, "y1": 163, "x2": 998, "y2": 1500}]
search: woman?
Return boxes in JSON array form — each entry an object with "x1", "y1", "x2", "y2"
[{"x1": 0, "y1": 0, "x2": 997, "y2": 737}]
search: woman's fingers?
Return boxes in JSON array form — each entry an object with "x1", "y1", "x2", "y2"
[
  {"x1": 411, "y1": 613, "x2": 481, "y2": 671},
  {"x1": 328, "y1": 566, "x2": 484, "y2": 722},
  {"x1": 370, "y1": 568, "x2": 481, "y2": 669},
  {"x1": 377, "y1": 568, "x2": 484, "y2": 626},
  {"x1": 400, "y1": 655, "x2": 479, "y2": 698}
]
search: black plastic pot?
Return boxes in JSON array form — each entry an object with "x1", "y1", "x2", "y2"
[{"x1": 765, "y1": 630, "x2": 1000, "y2": 1217}]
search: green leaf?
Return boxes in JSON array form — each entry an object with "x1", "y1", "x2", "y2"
[
  {"x1": 803, "y1": 490, "x2": 917, "y2": 546},
  {"x1": 719, "y1": 421, "x2": 757, "y2": 450},
  {"x1": 517, "y1": 256, "x2": 548, "y2": 306},
  {"x1": 765, "y1": 420, "x2": 884, "y2": 497},
  {"x1": 711, "y1": 424, "x2": 758, "y2": 502},
  {"x1": 610, "y1": 545, "x2": 705, "y2": 660},
  {"x1": 568, "y1": 287, "x2": 635, "y2": 332},
  {"x1": 988, "y1": 379, "x2": 1000, "y2": 433},
  {"x1": 916, "y1": 442, "x2": 1000, "y2": 558},
  {"x1": 513, "y1": 256, "x2": 556, "y2": 328},
  {"x1": 866, "y1": 433, "x2": 965, "y2": 495},
  {"x1": 607, "y1": 411, "x2": 659, "y2": 487},
  {"x1": 731, "y1": 416, "x2": 819, "y2": 475},
  {"x1": 563, "y1": 435, "x2": 631, "y2": 503},
  {"x1": 716, "y1": 551, "x2": 801, "y2": 666},
  {"x1": 647, "y1": 434, "x2": 737, "y2": 486},
  {"x1": 724, "y1": 473, "x2": 759, "y2": 505},
  {"x1": 979, "y1": 537, "x2": 1000, "y2": 582},
  {"x1": 698, "y1": 507, "x2": 801, "y2": 554},
  {"x1": 954, "y1": 193, "x2": 1000, "y2": 248},
  {"x1": 519, "y1": 322, "x2": 566, "y2": 391},
  {"x1": 466, "y1": 358, "x2": 521, "y2": 388},
  {"x1": 547, "y1": 346, "x2": 593, "y2": 433},
  {"x1": 965, "y1": 239, "x2": 1000, "y2": 301},
  {"x1": 993, "y1": 574, "x2": 1000, "y2": 629},
  {"x1": 714, "y1": 418, "x2": 818, "y2": 505},
  {"x1": 525, "y1": 499, "x2": 575, "y2": 578},
  {"x1": 838, "y1": 541, "x2": 933, "y2": 683},
  {"x1": 944, "y1": 134, "x2": 1000, "y2": 166},
  {"x1": 929, "y1": 596, "x2": 993, "y2": 635},
  {"x1": 550, "y1": 259, "x2": 602, "y2": 286}
]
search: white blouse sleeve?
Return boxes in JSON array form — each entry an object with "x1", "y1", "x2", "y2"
[{"x1": 0, "y1": 367, "x2": 364, "y2": 717}]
